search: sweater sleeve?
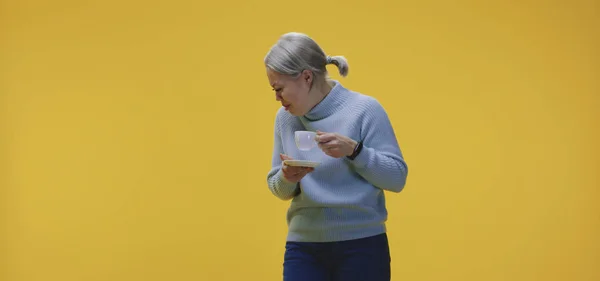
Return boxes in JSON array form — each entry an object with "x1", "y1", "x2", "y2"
[
  {"x1": 347, "y1": 98, "x2": 409, "y2": 192},
  {"x1": 266, "y1": 112, "x2": 300, "y2": 200}
]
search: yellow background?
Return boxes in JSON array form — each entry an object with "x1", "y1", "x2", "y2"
[{"x1": 2, "y1": 0, "x2": 598, "y2": 280}]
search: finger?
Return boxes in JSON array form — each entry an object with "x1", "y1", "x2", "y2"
[
  {"x1": 297, "y1": 167, "x2": 313, "y2": 174},
  {"x1": 322, "y1": 140, "x2": 340, "y2": 149},
  {"x1": 316, "y1": 133, "x2": 336, "y2": 143},
  {"x1": 283, "y1": 165, "x2": 300, "y2": 175},
  {"x1": 319, "y1": 142, "x2": 339, "y2": 152},
  {"x1": 280, "y1": 153, "x2": 293, "y2": 161},
  {"x1": 292, "y1": 166, "x2": 312, "y2": 176},
  {"x1": 322, "y1": 146, "x2": 341, "y2": 156},
  {"x1": 318, "y1": 143, "x2": 330, "y2": 151},
  {"x1": 318, "y1": 142, "x2": 327, "y2": 151},
  {"x1": 286, "y1": 166, "x2": 304, "y2": 175},
  {"x1": 294, "y1": 169, "x2": 311, "y2": 179}
]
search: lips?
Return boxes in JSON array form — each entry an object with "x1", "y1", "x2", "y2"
[{"x1": 283, "y1": 104, "x2": 291, "y2": 110}]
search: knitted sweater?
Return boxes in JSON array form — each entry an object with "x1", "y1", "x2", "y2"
[{"x1": 266, "y1": 80, "x2": 408, "y2": 242}]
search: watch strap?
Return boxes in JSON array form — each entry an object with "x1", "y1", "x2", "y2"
[{"x1": 347, "y1": 141, "x2": 363, "y2": 160}]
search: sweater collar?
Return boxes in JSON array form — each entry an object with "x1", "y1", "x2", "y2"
[{"x1": 302, "y1": 80, "x2": 348, "y2": 121}]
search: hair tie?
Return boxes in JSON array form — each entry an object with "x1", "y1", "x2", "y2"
[{"x1": 326, "y1": 56, "x2": 333, "y2": 64}]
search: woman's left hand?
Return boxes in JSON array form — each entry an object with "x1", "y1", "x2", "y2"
[{"x1": 315, "y1": 130, "x2": 358, "y2": 158}]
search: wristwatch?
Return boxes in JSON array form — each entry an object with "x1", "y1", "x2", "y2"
[{"x1": 346, "y1": 141, "x2": 363, "y2": 160}]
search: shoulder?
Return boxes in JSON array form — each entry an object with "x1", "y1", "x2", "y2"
[{"x1": 347, "y1": 90, "x2": 388, "y2": 118}]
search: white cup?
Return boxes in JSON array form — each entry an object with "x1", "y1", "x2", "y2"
[{"x1": 295, "y1": 131, "x2": 317, "y2": 151}]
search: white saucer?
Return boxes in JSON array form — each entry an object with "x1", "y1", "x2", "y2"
[{"x1": 283, "y1": 160, "x2": 320, "y2": 168}]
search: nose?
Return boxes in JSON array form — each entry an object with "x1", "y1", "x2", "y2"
[{"x1": 275, "y1": 93, "x2": 282, "y2": 101}]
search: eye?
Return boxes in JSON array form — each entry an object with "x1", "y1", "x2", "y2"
[{"x1": 274, "y1": 88, "x2": 282, "y2": 93}]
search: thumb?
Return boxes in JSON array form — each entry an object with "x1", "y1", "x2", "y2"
[{"x1": 280, "y1": 153, "x2": 292, "y2": 160}]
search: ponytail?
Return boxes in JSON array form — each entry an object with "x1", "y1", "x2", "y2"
[{"x1": 326, "y1": 55, "x2": 349, "y2": 77}]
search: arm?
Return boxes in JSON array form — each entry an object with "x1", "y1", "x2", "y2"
[
  {"x1": 346, "y1": 99, "x2": 409, "y2": 192},
  {"x1": 266, "y1": 114, "x2": 300, "y2": 200}
]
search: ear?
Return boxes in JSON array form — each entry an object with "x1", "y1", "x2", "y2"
[{"x1": 301, "y1": 69, "x2": 313, "y2": 86}]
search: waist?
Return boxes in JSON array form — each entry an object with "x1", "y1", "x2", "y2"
[{"x1": 285, "y1": 205, "x2": 388, "y2": 242}]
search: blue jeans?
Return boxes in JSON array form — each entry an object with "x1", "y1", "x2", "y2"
[{"x1": 283, "y1": 233, "x2": 391, "y2": 281}]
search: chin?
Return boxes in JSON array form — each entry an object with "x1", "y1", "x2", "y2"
[
  {"x1": 285, "y1": 106, "x2": 300, "y2": 116},
  {"x1": 288, "y1": 109, "x2": 305, "y2": 116},
  {"x1": 283, "y1": 104, "x2": 306, "y2": 116}
]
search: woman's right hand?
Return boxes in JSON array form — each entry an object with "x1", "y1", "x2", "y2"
[{"x1": 280, "y1": 154, "x2": 314, "y2": 183}]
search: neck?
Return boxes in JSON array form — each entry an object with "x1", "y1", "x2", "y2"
[
  {"x1": 302, "y1": 79, "x2": 349, "y2": 121},
  {"x1": 307, "y1": 79, "x2": 333, "y2": 111}
]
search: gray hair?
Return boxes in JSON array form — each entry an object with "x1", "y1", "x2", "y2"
[{"x1": 264, "y1": 32, "x2": 349, "y2": 79}]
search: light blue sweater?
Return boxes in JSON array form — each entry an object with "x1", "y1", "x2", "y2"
[{"x1": 266, "y1": 80, "x2": 408, "y2": 242}]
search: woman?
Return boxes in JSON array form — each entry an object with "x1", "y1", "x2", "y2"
[{"x1": 264, "y1": 32, "x2": 409, "y2": 281}]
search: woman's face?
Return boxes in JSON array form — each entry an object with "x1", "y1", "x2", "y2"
[{"x1": 267, "y1": 68, "x2": 313, "y2": 116}]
